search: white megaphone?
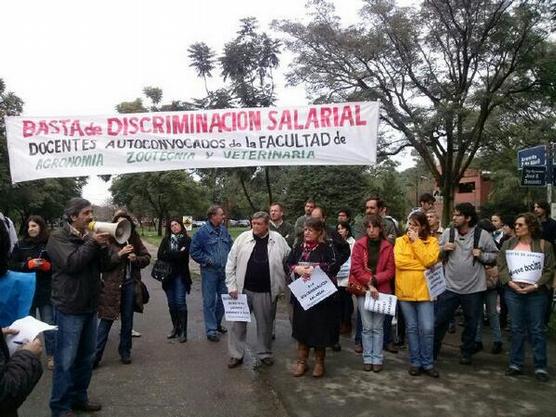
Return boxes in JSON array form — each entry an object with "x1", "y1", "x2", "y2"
[{"x1": 88, "y1": 218, "x2": 132, "y2": 244}]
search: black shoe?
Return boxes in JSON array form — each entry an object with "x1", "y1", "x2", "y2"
[
  {"x1": 535, "y1": 371, "x2": 550, "y2": 382},
  {"x1": 227, "y1": 357, "x2": 243, "y2": 368},
  {"x1": 408, "y1": 366, "x2": 421, "y2": 376},
  {"x1": 422, "y1": 367, "x2": 440, "y2": 378},
  {"x1": 72, "y1": 400, "x2": 102, "y2": 412},
  {"x1": 178, "y1": 310, "x2": 188, "y2": 343},
  {"x1": 505, "y1": 367, "x2": 523, "y2": 377},
  {"x1": 120, "y1": 356, "x2": 131, "y2": 365},
  {"x1": 217, "y1": 325, "x2": 227, "y2": 334},
  {"x1": 472, "y1": 342, "x2": 483, "y2": 354},
  {"x1": 384, "y1": 342, "x2": 399, "y2": 354},
  {"x1": 207, "y1": 334, "x2": 219, "y2": 342},
  {"x1": 491, "y1": 342, "x2": 503, "y2": 354},
  {"x1": 331, "y1": 343, "x2": 342, "y2": 352},
  {"x1": 459, "y1": 356, "x2": 472, "y2": 365},
  {"x1": 261, "y1": 357, "x2": 274, "y2": 366}
]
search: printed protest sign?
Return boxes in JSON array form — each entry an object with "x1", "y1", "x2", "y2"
[
  {"x1": 505, "y1": 250, "x2": 544, "y2": 284},
  {"x1": 363, "y1": 292, "x2": 397, "y2": 316},
  {"x1": 424, "y1": 262, "x2": 447, "y2": 299},
  {"x1": 221, "y1": 294, "x2": 251, "y2": 322},
  {"x1": 5, "y1": 101, "x2": 379, "y2": 183},
  {"x1": 288, "y1": 267, "x2": 337, "y2": 311}
]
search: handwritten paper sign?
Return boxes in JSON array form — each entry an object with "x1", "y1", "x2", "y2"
[
  {"x1": 506, "y1": 250, "x2": 544, "y2": 284},
  {"x1": 221, "y1": 294, "x2": 251, "y2": 322},
  {"x1": 363, "y1": 292, "x2": 397, "y2": 316},
  {"x1": 288, "y1": 266, "x2": 338, "y2": 311},
  {"x1": 424, "y1": 262, "x2": 447, "y2": 299}
]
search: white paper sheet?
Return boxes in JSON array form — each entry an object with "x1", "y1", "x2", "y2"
[
  {"x1": 221, "y1": 294, "x2": 251, "y2": 322},
  {"x1": 5, "y1": 315, "x2": 58, "y2": 356},
  {"x1": 363, "y1": 292, "x2": 397, "y2": 316},
  {"x1": 288, "y1": 266, "x2": 338, "y2": 311}
]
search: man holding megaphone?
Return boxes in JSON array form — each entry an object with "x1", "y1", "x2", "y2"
[{"x1": 46, "y1": 198, "x2": 118, "y2": 417}]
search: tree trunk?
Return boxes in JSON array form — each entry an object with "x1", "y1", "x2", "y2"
[
  {"x1": 440, "y1": 177, "x2": 456, "y2": 227},
  {"x1": 157, "y1": 215, "x2": 163, "y2": 236},
  {"x1": 265, "y1": 167, "x2": 273, "y2": 206},
  {"x1": 239, "y1": 177, "x2": 257, "y2": 212}
]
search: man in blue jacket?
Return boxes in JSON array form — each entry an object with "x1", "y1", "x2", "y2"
[{"x1": 190, "y1": 205, "x2": 233, "y2": 342}]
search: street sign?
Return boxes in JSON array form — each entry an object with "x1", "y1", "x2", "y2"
[
  {"x1": 521, "y1": 166, "x2": 546, "y2": 186},
  {"x1": 518, "y1": 145, "x2": 546, "y2": 169}
]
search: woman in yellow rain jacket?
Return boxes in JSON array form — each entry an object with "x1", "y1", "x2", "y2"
[{"x1": 395, "y1": 211, "x2": 440, "y2": 377}]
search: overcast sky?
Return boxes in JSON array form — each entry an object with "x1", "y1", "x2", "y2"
[{"x1": 1, "y1": 0, "x2": 413, "y2": 204}]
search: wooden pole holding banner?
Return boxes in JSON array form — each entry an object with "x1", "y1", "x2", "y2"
[{"x1": 549, "y1": 143, "x2": 554, "y2": 219}]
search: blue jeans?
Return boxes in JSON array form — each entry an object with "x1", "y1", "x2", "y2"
[
  {"x1": 357, "y1": 296, "x2": 385, "y2": 365},
  {"x1": 433, "y1": 290, "x2": 483, "y2": 359},
  {"x1": 475, "y1": 289, "x2": 502, "y2": 343},
  {"x1": 30, "y1": 303, "x2": 56, "y2": 356},
  {"x1": 354, "y1": 310, "x2": 362, "y2": 344},
  {"x1": 400, "y1": 301, "x2": 435, "y2": 369},
  {"x1": 201, "y1": 268, "x2": 227, "y2": 336},
  {"x1": 164, "y1": 274, "x2": 188, "y2": 311},
  {"x1": 50, "y1": 308, "x2": 97, "y2": 416},
  {"x1": 95, "y1": 279, "x2": 135, "y2": 362},
  {"x1": 504, "y1": 288, "x2": 548, "y2": 371}
]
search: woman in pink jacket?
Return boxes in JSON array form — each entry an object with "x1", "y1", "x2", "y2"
[{"x1": 350, "y1": 215, "x2": 395, "y2": 372}]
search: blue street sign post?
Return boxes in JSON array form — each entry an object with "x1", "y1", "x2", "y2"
[
  {"x1": 521, "y1": 166, "x2": 546, "y2": 187},
  {"x1": 517, "y1": 145, "x2": 546, "y2": 169},
  {"x1": 518, "y1": 144, "x2": 553, "y2": 214}
]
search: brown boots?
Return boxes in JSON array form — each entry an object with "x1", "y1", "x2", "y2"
[
  {"x1": 313, "y1": 348, "x2": 325, "y2": 378},
  {"x1": 293, "y1": 343, "x2": 309, "y2": 377},
  {"x1": 292, "y1": 344, "x2": 326, "y2": 378}
]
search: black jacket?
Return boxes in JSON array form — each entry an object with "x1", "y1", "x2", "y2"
[
  {"x1": 9, "y1": 239, "x2": 52, "y2": 309},
  {"x1": 46, "y1": 224, "x2": 116, "y2": 314},
  {"x1": 0, "y1": 332, "x2": 43, "y2": 417},
  {"x1": 157, "y1": 234, "x2": 192, "y2": 293}
]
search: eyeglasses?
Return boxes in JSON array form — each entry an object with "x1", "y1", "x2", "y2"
[{"x1": 514, "y1": 223, "x2": 526, "y2": 227}]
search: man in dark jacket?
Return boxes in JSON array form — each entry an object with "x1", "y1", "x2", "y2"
[
  {"x1": 0, "y1": 328, "x2": 43, "y2": 417},
  {"x1": 47, "y1": 198, "x2": 112, "y2": 417}
]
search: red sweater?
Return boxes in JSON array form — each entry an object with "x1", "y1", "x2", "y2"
[{"x1": 349, "y1": 237, "x2": 395, "y2": 294}]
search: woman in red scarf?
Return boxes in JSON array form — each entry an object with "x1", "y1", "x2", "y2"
[{"x1": 287, "y1": 217, "x2": 341, "y2": 378}]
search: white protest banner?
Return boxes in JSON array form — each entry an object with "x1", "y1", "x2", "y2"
[
  {"x1": 221, "y1": 294, "x2": 251, "y2": 322},
  {"x1": 288, "y1": 266, "x2": 338, "y2": 311},
  {"x1": 363, "y1": 292, "x2": 397, "y2": 316},
  {"x1": 506, "y1": 250, "x2": 544, "y2": 284},
  {"x1": 424, "y1": 262, "x2": 447, "y2": 299},
  {"x1": 5, "y1": 101, "x2": 379, "y2": 183}
]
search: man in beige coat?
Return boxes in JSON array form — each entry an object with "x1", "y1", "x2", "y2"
[{"x1": 225, "y1": 211, "x2": 290, "y2": 368}]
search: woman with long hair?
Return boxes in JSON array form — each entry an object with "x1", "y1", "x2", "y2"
[
  {"x1": 9, "y1": 215, "x2": 54, "y2": 369},
  {"x1": 95, "y1": 210, "x2": 151, "y2": 366},
  {"x1": 287, "y1": 217, "x2": 341, "y2": 378},
  {"x1": 498, "y1": 212, "x2": 554, "y2": 382},
  {"x1": 349, "y1": 214, "x2": 395, "y2": 372},
  {"x1": 335, "y1": 221, "x2": 356, "y2": 336},
  {"x1": 395, "y1": 211, "x2": 440, "y2": 377},
  {"x1": 157, "y1": 218, "x2": 192, "y2": 343}
]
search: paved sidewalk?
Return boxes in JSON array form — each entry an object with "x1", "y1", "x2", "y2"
[{"x1": 20, "y1": 242, "x2": 555, "y2": 417}]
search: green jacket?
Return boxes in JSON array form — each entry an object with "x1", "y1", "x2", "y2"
[{"x1": 497, "y1": 237, "x2": 554, "y2": 289}]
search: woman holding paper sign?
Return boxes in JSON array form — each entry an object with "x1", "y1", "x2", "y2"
[
  {"x1": 9, "y1": 215, "x2": 55, "y2": 370},
  {"x1": 394, "y1": 211, "x2": 440, "y2": 377},
  {"x1": 349, "y1": 214, "x2": 395, "y2": 372},
  {"x1": 497, "y1": 212, "x2": 554, "y2": 382},
  {"x1": 287, "y1": 217, "x2": 341, "y2": 378}
]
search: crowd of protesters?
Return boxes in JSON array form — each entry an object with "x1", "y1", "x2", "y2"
[{"x1": 0, "y1": 193, "x2": 555, "y2": 416}]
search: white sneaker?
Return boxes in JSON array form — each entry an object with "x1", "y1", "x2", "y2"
[{"x1": 131, "y1": 329, "x2": 141, "y2": 337}]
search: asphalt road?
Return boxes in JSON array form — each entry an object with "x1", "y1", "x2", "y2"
[{"x1": 20, "y1": 243, "x2": 556, "y2": 417}]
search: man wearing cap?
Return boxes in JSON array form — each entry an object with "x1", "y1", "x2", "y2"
[{"x1": 47, "y1": 198, "x2": 116, "y2": 417}]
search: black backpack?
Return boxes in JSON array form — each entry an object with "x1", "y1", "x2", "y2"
[{"x1": 447, "y1": 226, "x2": 483, "y2": 265}]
